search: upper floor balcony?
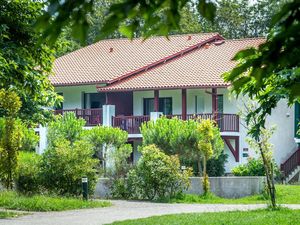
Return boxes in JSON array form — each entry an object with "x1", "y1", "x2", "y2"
[
  {"x1": 54, "y1": 108, "x2": 102, "y2": 126},
  {"x1": 112, "y1": 113, "x2": 239, "y2": 134}
]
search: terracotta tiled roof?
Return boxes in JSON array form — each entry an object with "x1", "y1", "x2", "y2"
[
  {"x1": 51, "y1": 33, "x2": 221, "y2": 86},
  {"x1": 97, "y1": 38, "x2": 265, "y2": 92}
]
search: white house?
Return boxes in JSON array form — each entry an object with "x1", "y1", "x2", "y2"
[{"x1": 36, "y1": 33, "x2": 300, "y2": 180}]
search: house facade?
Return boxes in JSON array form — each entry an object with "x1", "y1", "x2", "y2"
[{"x1": 36, "y1": 33, "x2": 300, "y2": 178}]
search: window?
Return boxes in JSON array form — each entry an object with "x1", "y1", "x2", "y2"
[
  {"x1": 195, "y1": 96, "x2": 204, "y2": 113},
  {"x1": 143, "y1": 97, "x2": 172, "y2": 115},
  {"x1": 217, "y1": 95, "x2": 223, "y2": 113},
  {"x1": 54, "y1": 92, "x2": 63, "y2": 110},
  {"x1": 84, "y1": 93, "x2": 106, "y2": 109}
]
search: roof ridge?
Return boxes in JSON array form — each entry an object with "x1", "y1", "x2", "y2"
[
  {"x1": 225, "y1": 37, "x2": 266, "y2": 41},
  {"x1": 97, "y1": 34, "x2": 224, "y2": 91}
]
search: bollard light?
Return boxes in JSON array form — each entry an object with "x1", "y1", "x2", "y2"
[{"x1": 82, "y1": 177, "x2": 88, "y2": 201}]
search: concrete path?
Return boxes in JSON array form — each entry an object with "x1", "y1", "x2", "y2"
[{"x1": 1, "y1": 201, "x2": 300, "y2": 225}]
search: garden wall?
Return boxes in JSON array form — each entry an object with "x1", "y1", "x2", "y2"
[{"x1": 94, "y1": 176, "x2": 265, "y2": 199}]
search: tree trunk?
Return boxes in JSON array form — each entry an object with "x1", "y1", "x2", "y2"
[
  {"x1": 259, "y1": 143, "x2": 276, "y2": 208},
  {"x1": 202, "y1": 157, "x2": 209, "y2": 195}
]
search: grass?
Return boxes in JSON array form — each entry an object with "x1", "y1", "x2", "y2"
[
  {"x1": 0, "y1": 211, "x2": 22, "y2": 219},
  {"x1": 110, "y1": 208, "x2": 300, "y2": 225},
  {"x1": 0, "y1": 191, "x2": 111, "y2": 212},
  {"x1": 167, "y1": 184, "x2": 300, "y2": 204}
]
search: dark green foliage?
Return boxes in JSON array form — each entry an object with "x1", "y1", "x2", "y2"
[
  {"x1": 19, "y1": 127, "x2": 39, "y2": 152},
  {"x1": 38, "y1": 0, "x2": 216, "y2": 44},
  {"x1": 224, "y1": 0, "x2": 300, "y2": 140},
  {"x1": 232, "y1": 158, "x2": 266, "y2": 176},
  {"x1": 15, "y1": 152, "x2": 41, "y2": 195},
  {"x1": 232, "y1": 157, "x2": 280, "y2": 178},
  {"x1": 47, "y1": 112, "x2": 86, "y2": 147},
  {"x1": 109, "y1": 144, "x2": 133, "y2": 199},
  {"x1": 0, "y1": 0, "x2": 62, "y2": 124},
  {"x1": 127, "y1": 145, "x2": 192, "y2": 200},
  {"x1": 0, "y1": 90, "x2": 22, "y2": 189},
  {"x1": 207, "y1": 153, "x2": 228, "y2": 177},
  {"x1": 40, "y1": 140, "x2": 98, "y2": 196}
]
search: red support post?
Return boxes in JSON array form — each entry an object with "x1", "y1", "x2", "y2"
[
  {"x1": 182, "y1": 89, "x2": 187, "y2": 120},
  {"x1": 154, "y1": 90, "x2": 159, "y2": 112},
  {"x1": 212, "y1": 88, "x2": 218, "y2": 120}
]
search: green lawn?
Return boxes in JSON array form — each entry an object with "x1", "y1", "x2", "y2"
[
  {"x1": 0, "y1": 191, "x2": 111, "y2": 211},
  {"x1": 0, "y1": 211, "x2": 22, "y2": 219},
  {"x1": 168, "y1": 185, "x2": 300, "y2": 204},
  {"x1": 110, "y1": 208, "x2": 300, "y2": 225}
]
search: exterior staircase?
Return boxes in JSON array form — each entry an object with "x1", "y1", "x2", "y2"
[{"x1": 281, "y1": 148, "x2": 300, "y2": 183}]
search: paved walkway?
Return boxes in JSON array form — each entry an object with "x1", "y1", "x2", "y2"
[{"x1": 1, "y1": 201, "x2": 300, "y2": 225}]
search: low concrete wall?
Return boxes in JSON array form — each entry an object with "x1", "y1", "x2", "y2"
[{"x1": 95, "y1": 176, "x2": 265, "y2": 199}]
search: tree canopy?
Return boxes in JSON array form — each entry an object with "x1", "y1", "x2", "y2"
[
  {"x1": 0, "y1": 0, "x2": 61, "y2": 124},
  {"x1": 224, "y1": 0, "x2": 300, "y2": 139}
]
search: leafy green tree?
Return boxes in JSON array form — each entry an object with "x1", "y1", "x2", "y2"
[
  {"x1": 198, "y1": 0, "x2": 278, "y2": 39},
  {"x1": 84, "y1": 126, "x2": 129, "y2": 174},
  {"x1": 141, "y1": 117, "x2": 224, "y2": 178},
  {"x1": 197, "y1": 119, "x2": 215, "y2": 194},
  {"x1": 0, "y1": 0, "x2": 61, "y2": 124},
  {"x1": 224, "y1": 1, "x2": 300, "y2": 140},
  {"x1": 40, "y1": 139, "x2": 98, "y2": 196},
  {"x1": 38, "y1": 0, "x2": 216, "y2": 43},
  {"x1": 0, "y1": 89, "x2": 23, "y2": 189}
]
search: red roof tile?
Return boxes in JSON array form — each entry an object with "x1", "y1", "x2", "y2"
[
  {"x1": 97, "y1": 38, "x2": 265, "y2": 92},
  {"x1": 51, "y1": 33, "x2": 221, "y2": 86}
]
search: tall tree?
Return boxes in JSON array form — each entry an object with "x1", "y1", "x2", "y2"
[
  {"x1": 0, "y1": 0, "x2": 61, "y2": 124},
  {"x1": 199, "y1": 0, "x2": 278, "y2": 39}
]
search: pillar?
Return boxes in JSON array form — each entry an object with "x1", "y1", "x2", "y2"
[
  {"x1": 182, "y1": 89, "x2": 187, "y2": 120},
  {"x1": 102, "y1": 105, "x2": 115, "y2": 127},
  {"x1": 154, "y1": 90, "x2": 159, "y2": 112}
]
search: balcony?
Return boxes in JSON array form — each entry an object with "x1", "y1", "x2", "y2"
[
  {"x1": 54, "y1": 108, "x2": 102, "y2": 126},
  {"x1": 112, "y1": 113, "x2": 239, "y2": 134},
  {"x1": 112, "y1": 115, "x2": 150, "y2": 134}
]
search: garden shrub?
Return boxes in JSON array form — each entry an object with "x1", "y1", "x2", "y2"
[
  {"x1": 127, "y1": 145, "x2": 192, "y2": 200},
  {"x1": 108, "y1": 144, "x2": 133, "y2": 199},
  {"x1": 84, "y1": 126, "x2": 128, "y2": 174},
  {"x1": 20, "y1": 126, "x2": 39, "y2": 152},
  {"x1": 47, "y1": 112, "x2": 86, "y2": 147},
  {"x1": 15, "y1": 152, "x2": 41, "y2": 195},
  {"x1": 40, "y1": 139, "x2": 98, "y2": 196},
  {"x1": 207, "y1": 153, "x2": 228, "y2": 177},
  {"x1": 232, "y1": 158, "x2": 265, "y2": 176}
]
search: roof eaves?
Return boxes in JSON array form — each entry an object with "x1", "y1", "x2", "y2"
[{"x1": 97, "y1": 84, "x2": 230, "y2": 93}]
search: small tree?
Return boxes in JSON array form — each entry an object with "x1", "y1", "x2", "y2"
[
  {"x1": 47, "y1": 112, "x2": 86, "y2": 147},
  {"x1": 141, "y1": 117, "x2": 224, "y2": 178},
  {"x1": 85, "y1": 126, "x2": 129, "y2": 175},
  {"x1": 240, "y1": 100, "x2": 277, "y2": 208},
  {"x1": 196, "y1": 119, "x2": 224, "y2": 194},
  {"x1": 0, "y1": 89, "x2": 23, "y2": 189}
]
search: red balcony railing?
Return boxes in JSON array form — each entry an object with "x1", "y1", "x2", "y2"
[
  {"x1": 175, "y1": 113, "x2": 239, "y2": 132},
  {"x1": 112, "y1": 115, "x2": 150, "y2": 134},
  {"x1": 113, "y1": 113, "x2": 239, "y2": 134},
  {"x1": 280, "y1": 148, "x2": 300, "y2": 177},
  {"x1": 54, "y1": 108, "x2": 102, "y2": 126}
]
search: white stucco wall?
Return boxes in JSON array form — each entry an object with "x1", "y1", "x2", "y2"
[
  {"x1": 55, "y1": 85, "x2": 104, "y2": 109},
  {"x1": 39, "y1": 86, "x2": 297, "y2": 173}
]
